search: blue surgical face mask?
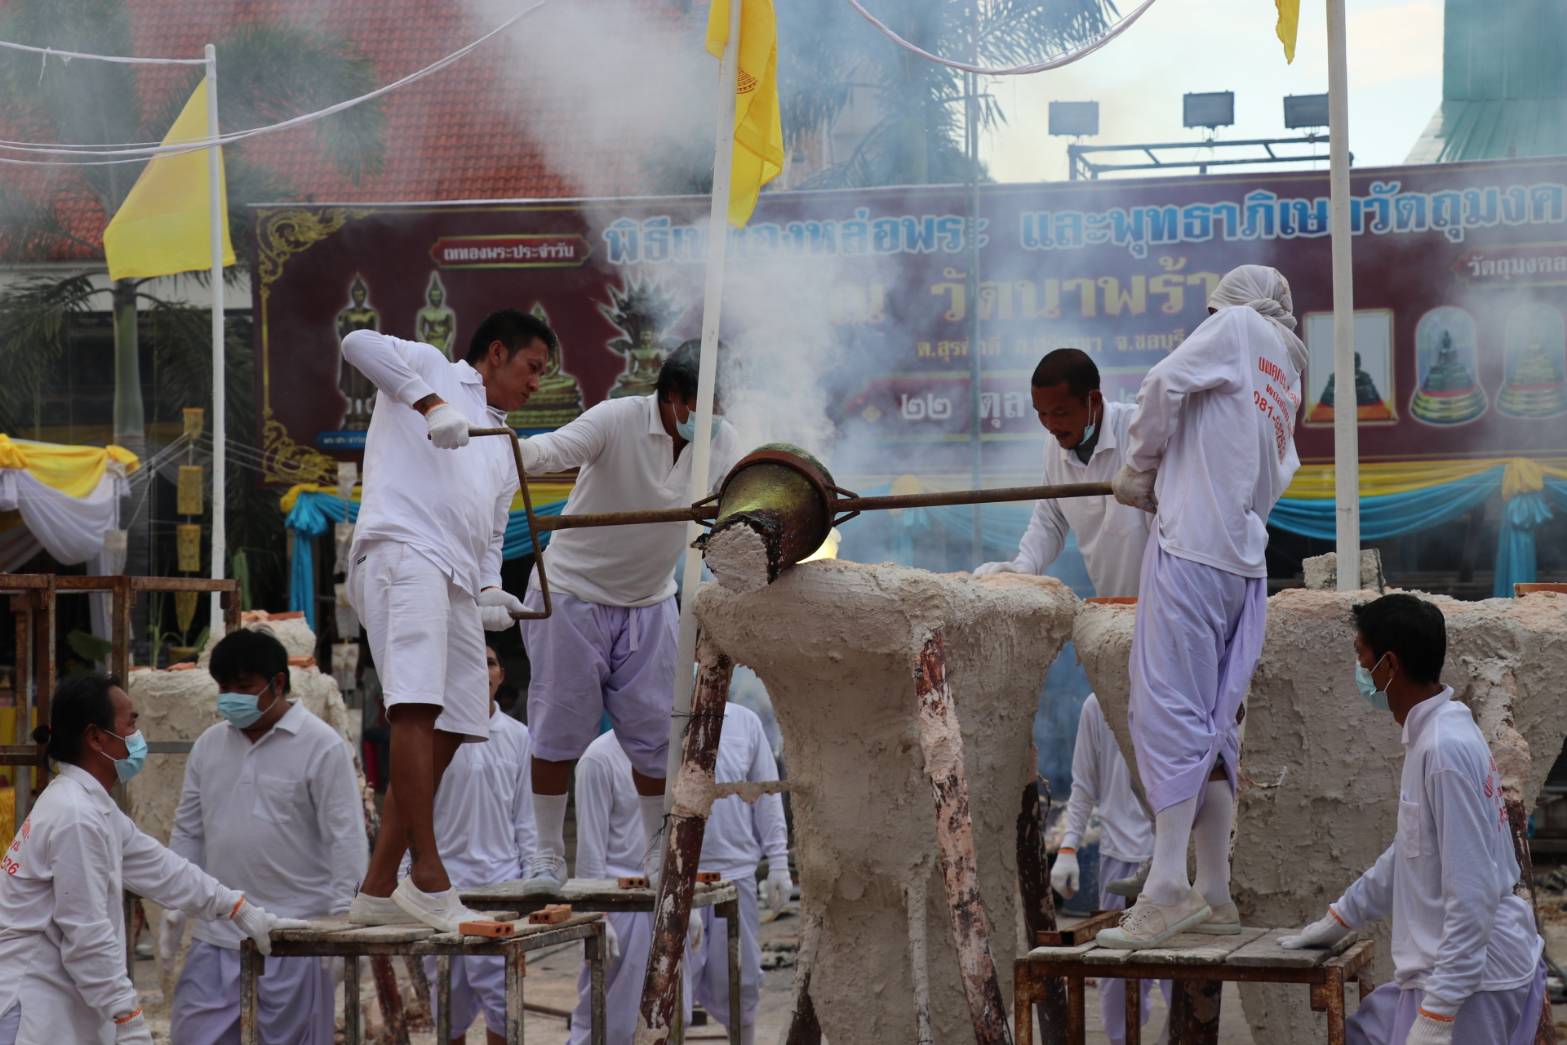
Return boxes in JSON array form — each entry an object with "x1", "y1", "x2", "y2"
[
  {"x1": 1080, "y1": 402, "x2": 1100, "y2": 446},
  {"x1": 218, "y1": 682, "x2": 277, "y2": 729},
  {"x1": 104, "y1": 728, "x2": 148, "y2": 782},
  {"x1": 1355, "y1": 654, "x2": 1391, "y2": 713},
  {"x1": 675, "y1": 410, "x2": 721, "y2": 443}
]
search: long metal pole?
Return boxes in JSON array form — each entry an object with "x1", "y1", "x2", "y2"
[
  {"x1": 1326, "y1": 0, "x2": 1360, "y2": 590},
  {"x1": 665, "y1": 0, "x2": 741, "y2": 806},
  {"x1": 205, "y1": 43, "x2": 228, "y2": 627}
]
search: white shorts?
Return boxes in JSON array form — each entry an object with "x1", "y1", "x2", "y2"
[{"x1": 348, "y1": 539, "x2": 490, "y2": 741}]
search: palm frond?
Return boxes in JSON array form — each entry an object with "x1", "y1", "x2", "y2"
[{"x1": 0, "y1": 275, "x2": 102, "y2": 434}]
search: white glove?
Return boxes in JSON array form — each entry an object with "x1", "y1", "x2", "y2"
[
  {"x1": 1405, "y1": 1011, "x2": 1455, "y2": 1045},
  {"x1": 974, "y1": 561, "x2": 1024, "y2": 577},
  {"x1": 231, "y1": 899, "x2": 299, "y2": 957},
  {"x1": 603, "y1": 917, "x2": 621, "y2": 962},
  {"x1": 424, "y1": 402, "x2": 471, "y2": 450},
  {"x1": 477, "y1": 587, "x2": 525, "y2": 631},
  {"x1": 765, "y1": 865, "x2": 793, "y2": 915},
  {"x1": 1050, "y1": 849, "x2": 1080, "y2": 900},
  {"x1": 158, "y1": 909, "x2": 186, "y2": 963},
  {"x1": 114, "y1": 1013, "x2": 154, "y2": 1045},
  {"x1": 687, "y1": 913, "x2": 704, "y2": 955},
  {"x1": 1279, "y1": 909, "x2": 1351, "y2": 950},
  {"x1": 1111, "y1": 464, "x2": 1158, "y2": 512}
]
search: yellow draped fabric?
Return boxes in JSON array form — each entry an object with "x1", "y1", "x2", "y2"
[
  {"x1": 278, "y1": 482, "x2": 576, "y2": 514},
  {"x1": 0, "y1": 435, "x2": 141, "y2": 498},
  {"x1": 1285, "y1": 457, "x2": 1567, "y2": 501}
]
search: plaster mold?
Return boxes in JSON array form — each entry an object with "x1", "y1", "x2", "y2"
[
  {"x1": 1079, "y1": 588, "x2": 1567, "y2": 1043},
  {"x1": 695, "y1": 561, "x2": 1077, "y2": 1044}
]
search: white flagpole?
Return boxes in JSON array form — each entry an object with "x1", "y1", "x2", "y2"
[
  {"x1": 205, "y1": 42, "x2": 228, "y2": 628},
  {"x1": 1326, "y1": 0, "x2": 1360, "y2": 590},
  {"x1": 664, "y1": 0, "x2": 741, "y2": 808}
]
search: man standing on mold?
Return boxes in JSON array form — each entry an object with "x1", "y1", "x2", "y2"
[
  {"x1": 1097, "y1": 265, "x2": 1306, "y2": 949},
  {"x1": 973, "y1": 348, "x2": 1151, "y2": 599},
  {"x1": 515, "y1": 340, "x2": 742, "y2": 894}
]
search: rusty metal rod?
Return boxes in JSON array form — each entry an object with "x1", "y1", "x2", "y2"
[{"x1": 531, "y1": 481, "x2": 1115, "y2": 532}]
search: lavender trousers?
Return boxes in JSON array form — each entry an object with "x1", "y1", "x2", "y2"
[{"x1": 1347, "y1": 961, "x2": 1547, "y2": 1045}]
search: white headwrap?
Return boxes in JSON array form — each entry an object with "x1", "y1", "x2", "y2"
[{"x1": 1208, "y1": 264, "x2": 1307, "y2": 373}]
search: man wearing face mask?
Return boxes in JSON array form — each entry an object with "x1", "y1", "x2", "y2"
[
  {"x1": 165, "y1": 628, "x2": 367, "y2": 1045},
  {"x1": 1280, "y1": 595, "x2": 1546, "y2": 1045},
  {"x1": 974, "y1": 348, "x2": 1152, "y2": 597},
  {"x1": 0, "y1": 674, "x2": 285, "y2": 1045},
  {"x1": 514, "y1": 338, "x2": 741, "y2": 892}
]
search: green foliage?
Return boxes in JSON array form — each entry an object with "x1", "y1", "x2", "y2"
[
  {"x1": 0, "y1": 276, "x2": 97, "y2": 435},
  {"x1": 776, "y1": 0, "x2": 1117, "y2": 188}
]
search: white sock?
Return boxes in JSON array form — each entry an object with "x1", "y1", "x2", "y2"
[
  {"x1": 1192, "y1": 780, "x2": 1235, "y2": 910},
  {"x1": 639, "y1": 794, "x2": 666, "y2": 855},
  {"x1": 1144, "y1": 795, "x2": 1198, "y2": 906},
  {"x1": 532, "y1": 792, "x2": 568, "y2": 865}
]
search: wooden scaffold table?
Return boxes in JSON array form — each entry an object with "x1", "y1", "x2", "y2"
[
  {"x1": 1014, "y1": 925, "x2": 1376, "y2": 1045},
  {"x1": 459, "y1": 877, "x2": 745, "y2": 1043},
  {"x1": 240, "y1": 912, "x2": 608, "y2": 1045}
]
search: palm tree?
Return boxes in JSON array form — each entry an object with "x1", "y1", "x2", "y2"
[
  {"x1": 0, "y1": 0, "x2": 385, "y2": 612},
  {"x1": 777, "y1": 0, "x2": 1117, "y2": 187}
]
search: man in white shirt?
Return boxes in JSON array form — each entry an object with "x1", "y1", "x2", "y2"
[
  {"x1": 687, "y1": 703, "x2": 791, "y2": 1045},
  {"x1": 1282, "y1": 595, "x2": 1546, "y2": 1045},
  {"x1": 1051, "y1": 694, "x2": 1168, "y2": 1045},
  {"x1": 518, "y1": 341, "x2": 741, "y2": 891},
  {"x1": 1100, "y1": 265, "x2": 1306, "y2": 949},
  {"x1": 569, "y1": 730, "x2": 684, "y2": 1045},
  {"x1": 423, "y1": 643, "x2": 537, "y2": 1045},
  {"x1": 342, "y1": 309, "x2": 550, "y2": 931},
  {"x1": 166, "y1": 628, "x2": 367, "y2": 1045},
  {"x1": 974, "y1": 349, "x2": 1151, "y2": 599}
]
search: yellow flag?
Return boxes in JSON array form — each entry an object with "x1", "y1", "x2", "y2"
[
  {"x1": 1275, "y1": 0, "x2": 1300, "y2": 63},
  {"x1": 706, "y1": 0, "x2": 784, "y2": 227},
  {"x1": 103, "y1": 77, "x2": 235, "y2": 281}
]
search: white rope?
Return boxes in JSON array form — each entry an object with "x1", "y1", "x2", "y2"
[
  {"x1": 0, "y1": 37, "x2": 206, "y2": 65},
  {"x1": 0, "y1": 0, "x2": 548, "y2": 165},
  {"x1": 843, "y1": 0, "x2": 1161, "y2": 76}
]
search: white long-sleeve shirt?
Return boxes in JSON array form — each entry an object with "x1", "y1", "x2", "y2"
[
  {"x1": 999, "y1": 401, "x2": 1151, "y2": 598},
  {"x1": 1060, "y1": 694, "x2": 1152, "y2": 864},
  {"x1": 0, "y1": 764, "x2": 245, "y2": 1044},
  {"x1": 343, "y1": 330, "x2": 517, "y2": 597},
  {"x1": 699, "y1": 704, "x2": 790, "y2": 883},
  {"x1": 170, "y1": 702, "x2": 367, "y2": 948},
  {"x1": 429, "y1": 709, "x2": 536, "y2": 889},
  {"x1": 575, "y1": 732, "x2": 648, "y2": 880},
  {"x1": 1333, "y1": 690, "x2": 1542, "y2": 1016},
  {"x1": 1124, "y1": 306, "x2": 1302, "y2": 578},
  {"x1": 521, "y1": 396, "x2": 740, "y2": 607}
]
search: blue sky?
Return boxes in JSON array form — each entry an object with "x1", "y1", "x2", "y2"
[{"x1": 983, "y1": 0, "x2": 1445, "y2": 181}]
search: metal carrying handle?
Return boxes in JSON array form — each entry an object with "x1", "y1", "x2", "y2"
[{"x1": 467, "y1": 427, "x2": 552, "y2": 621}]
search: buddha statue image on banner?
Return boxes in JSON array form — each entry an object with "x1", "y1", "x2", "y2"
[
  {"x1": 335, "y1": 275, "x2": 381, "y2": 430},
  {"x1": 415, "y1": 271, "x2": 458, "y2": 359},
  {"x1": 507, "y1": 301, "x2": 584, "y2": 429},
  {"x1": 1410, "y1": 306, "x2": 1487, "y2": 426},
  {"x1": 1498, "y1": 303, "x2": 1567, "y2": 419},
  {"x1": 598, "y1": 276, "x2": 679, "y2": 399},
  {"x1": 1302, "y1": 310, "x2": 1396, "y2": 425}
]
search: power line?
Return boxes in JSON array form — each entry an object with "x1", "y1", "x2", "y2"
[
  {"x1": 842, "y1": 0, "x2": 1160, "y2": 77},
  {"x1": 0, "y1": 37, "x2": 205, "y2": 65},
  {"x1": 0, "y1": 1, "x2": 549, "y2": 166}
]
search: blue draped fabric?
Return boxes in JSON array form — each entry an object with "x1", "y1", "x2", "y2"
[
  {"x1": 1493, "y1": 477, "x2": 1567, "y2": 597},
  {"x1": 284, "y1": 491, "x2": 565, "y2": 631},
  {"x1": 1267, "y1": 467, "x2": 1506, "y2": 542}
]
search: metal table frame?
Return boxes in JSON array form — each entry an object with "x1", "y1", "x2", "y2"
[
  {"x1": 241, "y1": 914, "x2": 608, "y2": 1045},
  {"x1": 459, "y1": 879, "x2": 745, "y2": 1044},
  {"x1": 1014, "y1": 932, "x2": 1376, "y2": 1045}
]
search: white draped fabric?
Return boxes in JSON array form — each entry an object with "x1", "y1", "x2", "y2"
[{"x1": 0, "y1": 468, "x2": 127, "y2": 566}]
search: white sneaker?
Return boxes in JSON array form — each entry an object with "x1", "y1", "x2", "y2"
[
  {"x1": 348, "y1": 891, "x2": 418, "y2": 927},
  {"x1": 390, "y1": 878, "x2": 484, "y2": 934},
  {"x1": 1097, "y1": 888, "x2": 1212, "y2": 950},
  {"x1": 521, "y1": 853, "x2": 567, "y2": 898},
  {"x1": 1195, "y1": 901, "x2": 1243, "y2": 935}
]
